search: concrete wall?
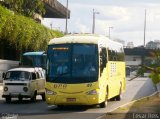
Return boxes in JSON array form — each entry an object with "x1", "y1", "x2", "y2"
[{"x1": 0, "y1": 60, "x2": 19, "y2": 82}]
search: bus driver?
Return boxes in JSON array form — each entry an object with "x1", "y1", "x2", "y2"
[{"x1": 57, "y1": 63, "x2": 68, "y2": 74}]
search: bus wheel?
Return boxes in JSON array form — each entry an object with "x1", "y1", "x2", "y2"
[
  {"x1": 115, "y1": 87, "x2": 122, "y2": 101},
  {"x1": 99, "y1": 101, "x2": 106, "y2": 108},
  {"x1": 6, "y1": 96, "x2": 11, "y2": 103}
]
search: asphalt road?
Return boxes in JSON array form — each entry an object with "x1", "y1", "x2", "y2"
[{"x1": 0, "y1": 77, "x2": 156, "y2": 119}]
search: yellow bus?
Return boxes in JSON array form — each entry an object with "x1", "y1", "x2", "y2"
[{"x1": 45, "y1": 34, "x2": 126, "y2": 108}]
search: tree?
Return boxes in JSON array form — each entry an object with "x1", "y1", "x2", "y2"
[
  {"x1": 2, "y1": 0, "x2": 45, "y2": 18},
  {"x1": 135, "y1": 50, "x2": 160, "y2": 85},
  {"x1": 129, "y1": 50, "x2": 160, "y2": 84}
]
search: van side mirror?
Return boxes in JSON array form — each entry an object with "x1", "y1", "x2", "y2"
[{"x1": 2, "y1": 72, "x2": 6, "y2": 79}]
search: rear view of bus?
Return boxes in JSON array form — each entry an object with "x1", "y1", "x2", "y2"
[
  {"x1": 21, "y1": 51, "x2": 46, "y2": 69},
  {"x1": 45, "y1": 34, "x2": 126, "y2": 108}
]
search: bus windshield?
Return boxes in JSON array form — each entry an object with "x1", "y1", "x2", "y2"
[{"x1": 47, "y1": 44, "x2": 98, "y2": 84}]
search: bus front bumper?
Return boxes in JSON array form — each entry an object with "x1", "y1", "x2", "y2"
[{"x1": 46, "y1": 94, "x2": 100, "y2": 106}]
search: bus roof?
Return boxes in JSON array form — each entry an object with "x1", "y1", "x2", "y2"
[
  {"x1": 8, "y1": 67, "x2": 43, "y2": 72},
  {"x1": 49, "y1": 34, "x2": 124, "y2": 52},
  {"x1": 23, "y1": 51, "x2": 46, "y2": 56},
  {"x1": 49, "y1": 34, "x2": 111, "y2": 45}
]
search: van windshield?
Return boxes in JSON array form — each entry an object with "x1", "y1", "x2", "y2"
[{"x1": 5, "y1": 71, "x2": 30, "y2": 81}]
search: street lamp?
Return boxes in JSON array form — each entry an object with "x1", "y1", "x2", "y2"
[
  {"x1": 144, "y1": 9, "x2": 147, "y2": 47},
  {"x1": 92, "y1": 9, "x2": 99, "y2": 34},
  {"x1": 65, "y1": 0, "x2": 69, "y2": 34},
  {"x1": 108, "y1": 26, "x2": 113, "y2": 39}
]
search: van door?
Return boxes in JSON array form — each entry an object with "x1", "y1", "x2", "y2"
[{"x1": 30, "y1": 72, "x2": 37, "y2": 95}]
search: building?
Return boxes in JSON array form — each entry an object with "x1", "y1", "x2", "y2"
[
  {"x1": 124, "y1": 47, "x2": 154, "y2": 76},
  {"x1": 146, "y1": 40, "x2": 160, "y2": 49}
]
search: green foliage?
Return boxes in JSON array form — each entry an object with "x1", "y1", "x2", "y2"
[
  {"x1": 137, "y1": 67, "x2": 146, "y2": 76},
  {"x1": 149, "y1": 68, "x2": 160, "y2": 84},
  {"x1": 2, "y1": 0, "x2": 46, "y2": 18},
  {"x1": 0, "y1": 5, "x2": 63, "y2": 51},
  {"x1": 148, "y1": 50, "x2": 160, "y2": 84},
  {"x1": 141, "y1": 50, "x2": 160, "y2": 84}
]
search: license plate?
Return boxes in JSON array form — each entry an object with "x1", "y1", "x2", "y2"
[{"x1": 67, "y1": 98, "x2": 76, "y2": 102}]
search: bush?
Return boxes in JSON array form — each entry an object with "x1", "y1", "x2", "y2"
[
  {"x1": 0, "y1": 5, "x2": 63, "y2": 51},
  {"x1": 149, "y1": 67, "x2": 160, "y2": 84}
]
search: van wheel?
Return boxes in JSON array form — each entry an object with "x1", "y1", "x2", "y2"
[
  {"x1": 6, "y1": 96, "x2": 11, "y2": 103},
  {"x1": 41, "y1": 93, "x2": 46, "y2": 101},
  {"x1": 31, "y1": 93, "x2": 37, "y2": 102},
  {"x1": 99, "y1": 101, "x2": 106, "y2": 108},
  {"x1": 18, "y1": 97, "x2": 23, "y2": 102}
]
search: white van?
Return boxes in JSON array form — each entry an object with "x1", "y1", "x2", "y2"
[{"x1": 2, "y1": 67, "x2": 45, "y2": 103}]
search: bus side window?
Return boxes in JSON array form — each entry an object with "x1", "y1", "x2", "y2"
[
  {"x1": 108, "y1": 50, "x2": 112, "y2": 61},
  {"x1": 117, "y1": 48, "x2": 125, "y2": 61},
  {"x1": 100, "y1": 48, "x2": 107, "y2": 76},
  {"x1": 108, "y1": 50, "x2": 117, "y2": 61},
  {"x1": 112, "y1": 50, "x2": 117, "y2": 61}
]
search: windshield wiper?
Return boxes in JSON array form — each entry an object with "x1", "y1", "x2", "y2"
[
  {"x1": 19, "y1": 78, "x2": 26, "y2": 81},
  {"x1": 54, "y1": 72, "x2": 70, "y2": 80}
]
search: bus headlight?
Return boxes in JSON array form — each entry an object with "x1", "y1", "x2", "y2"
[
  {"x1": 45, "y1": 89, "x2": 57, "y2": 95},
  {"x1": 86, "y1": 89, "x2": 99, "y2": 95}
]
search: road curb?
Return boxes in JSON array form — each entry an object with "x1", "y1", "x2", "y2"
[{"x1": 96, "y1": 91, "x2": 158, "y2": 119}]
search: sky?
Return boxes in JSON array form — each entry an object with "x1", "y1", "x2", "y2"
[{"x1": 41, "y1": 0, "x2": 160, "y2": 47}]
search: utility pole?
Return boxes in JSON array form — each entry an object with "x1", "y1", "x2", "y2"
[
  {"x1": 65, "y1": 0, "x2": 68, "y2": 34},
  {"x1": 92, "y1": 9, "x2": 99, "y2": 34},
  {"x1": 144, "y1": 9, "x2": 147, "y2": 47}
]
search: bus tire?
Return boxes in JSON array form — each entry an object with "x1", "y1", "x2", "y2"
[
  {"x1": 116, "y1": 86, "x2": 122, "y2": 101},
  {"x1": 6, "y1": 96, "x2": 11, "y2": 103},
  {"x1": 99, "y1": 101, "x2": 106, "y2": 108},
  {"x1": 115, "y1": 94, "x2": 121, "y2": 101}
]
